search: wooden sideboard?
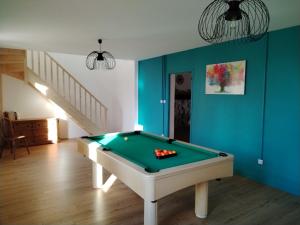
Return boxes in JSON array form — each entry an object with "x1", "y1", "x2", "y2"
[{"x1": 12, "y1": 118, "x2": 58, "y2": 146}]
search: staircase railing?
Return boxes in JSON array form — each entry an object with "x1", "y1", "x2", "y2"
[{"x1": 26, "y1": 50, "x2": 107, "y2": 131}]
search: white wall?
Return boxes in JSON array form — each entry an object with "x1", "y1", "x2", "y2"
[
  {"x1": 48, "y1": 52, "x2": 136, "y2": 132},
  {"x1": 2, "y1": 74, "x2": 88, "y2": 138}
]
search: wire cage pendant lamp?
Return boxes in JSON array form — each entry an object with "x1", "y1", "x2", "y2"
[
  {"x1": 86, "y1": 39, "x2": 116, "y2": 70},
  {"x1": 198, "y1": 0, "x2": 270, "y2": 43}
]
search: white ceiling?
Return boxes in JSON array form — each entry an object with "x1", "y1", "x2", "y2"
[{"x1": 0, "y1": 0, "x2": 299, "y2": 60}]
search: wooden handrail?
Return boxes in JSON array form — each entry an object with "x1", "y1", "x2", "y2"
[
  {"x1": 26, "y1": 50, "x2": 107, "y2": 131},
  {"x1": 44, "y1": 52, "x2": 107, "y2": 111}
]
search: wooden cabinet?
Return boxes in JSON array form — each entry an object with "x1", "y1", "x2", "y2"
[{"x1": 13, "y1": 118, "x2": 58, "y2": 146}]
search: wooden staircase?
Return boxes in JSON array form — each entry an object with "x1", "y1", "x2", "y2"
[{"x1": 0, "y1": 48, "x2": 107, "y2": 135}]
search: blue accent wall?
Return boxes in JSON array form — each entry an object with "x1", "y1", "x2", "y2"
[
  {"x1": 262, "y1": 27, "x2": 300, "y2": 195},
  {"x1": 138, "y1": 57, "x2": 164, "y2": 134},
  {"x1": 138, "y1": 26, "x2": 300, "y2": 195}
]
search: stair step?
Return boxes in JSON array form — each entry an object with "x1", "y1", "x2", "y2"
[
  {"x1": 0, "y1": 60, "x2": 25, "y2": 65},
  {"x1": 3, "y1": 71, "x2": 24, "y2": 80},
  {"x1": 0, "y1": 48, "x2": 26, "y2": 56},
  {"x1": 0, "y1": 63, "x2": 24, "y2": 72},
  {"x1": 0, "y1": 54, "x2": 25, "y2": 62}
]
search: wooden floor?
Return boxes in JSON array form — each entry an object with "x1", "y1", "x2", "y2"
[{"x1": 0, "y1": 141, "x2": 300, "y2": 225}]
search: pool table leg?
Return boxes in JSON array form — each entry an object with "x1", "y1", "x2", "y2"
[
  {"x1": 195, "y1": 182, "x2": 208, "y2": 218},
  {"x1": 92, "y1": 162, "x2": 103, "y2": 189},
  {"x1": 144, "y1": 200, "x2": 157, "y2": 225}
]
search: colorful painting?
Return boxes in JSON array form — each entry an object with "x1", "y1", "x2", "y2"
[{"x1": 205, "y1": 60, "x2": 246, "y2": 95}]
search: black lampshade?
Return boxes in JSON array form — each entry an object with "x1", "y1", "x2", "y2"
[{"x1": 198, "y1": 0, "x2": 270, "y2": 43}]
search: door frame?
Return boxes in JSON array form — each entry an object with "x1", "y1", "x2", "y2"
[
  {"x1": 168, "y1": 72, "x2": 192, "y2": 140},
  {"x1": 169, "y1": 74, "x2": 176, "y2": 138}
]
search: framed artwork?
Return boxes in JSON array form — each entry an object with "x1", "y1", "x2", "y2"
[{"x1": 205, "y1": 60, "x2": 246, "y2": 95}]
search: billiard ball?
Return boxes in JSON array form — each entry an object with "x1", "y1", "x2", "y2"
[{"x1": 124, "y1": 137, "x2": 128, "y2": 141}]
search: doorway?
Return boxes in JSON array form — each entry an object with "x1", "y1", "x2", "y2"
[{"x1": 169, "y1": 73, "x2": 192, "y2": 142}]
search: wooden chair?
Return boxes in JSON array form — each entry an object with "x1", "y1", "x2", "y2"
[{"x1": 0, "y1": 117, "x2": 30, "y2": 160}]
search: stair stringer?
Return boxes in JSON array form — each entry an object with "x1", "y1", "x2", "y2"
[{"x1": 26, "y1": 68, "x2": 105, "y2": 135}]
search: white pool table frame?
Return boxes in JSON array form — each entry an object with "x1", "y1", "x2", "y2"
[{"x1": 77, "y1": 132, "x2": 234, "y2": 225}]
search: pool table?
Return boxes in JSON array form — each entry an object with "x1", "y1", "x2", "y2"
[{"x1": 77, "y1": 131, "x2": 233, "y2": 225}]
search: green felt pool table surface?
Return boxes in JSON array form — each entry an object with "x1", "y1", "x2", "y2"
[{"x1": 85, "y1": 131, "x2": 220, "y2": 173}]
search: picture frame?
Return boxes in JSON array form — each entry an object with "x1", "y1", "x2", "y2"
[{"x1": 205, "y1": 60, "x2": 246, "y2": 95}]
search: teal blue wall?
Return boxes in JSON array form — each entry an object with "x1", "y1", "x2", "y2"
[
  {"x1": 262, "y1": 27, "x2": 300, "y2": 195},
  {"x1": 138, "y1": 26, "x2": 300, "y2": 195},
  {"x1": 138, "y1": 57, "x2": 164, "y2": 134}
]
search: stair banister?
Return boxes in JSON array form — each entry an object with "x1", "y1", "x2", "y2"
[{"x1": 26, "y1": 49, "x2": 107, "y2": 133}]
